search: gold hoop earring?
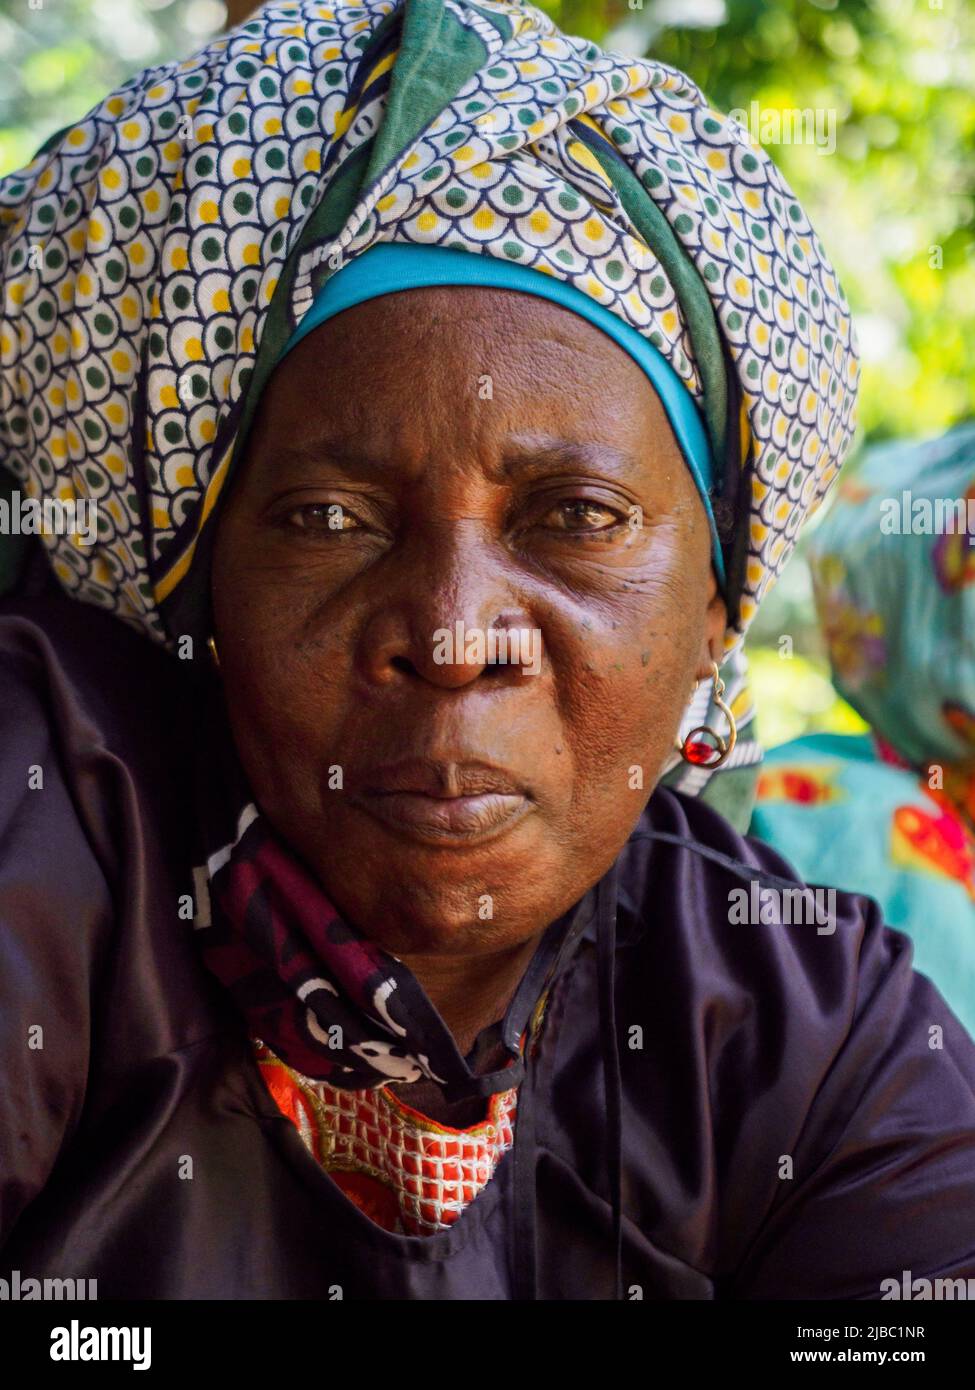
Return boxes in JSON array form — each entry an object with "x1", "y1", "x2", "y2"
[
  {"x1": 675, "y1": 661, "x2": 737, "y2": 768},
  {"x1": 207, "y1": 635, "x2": 221, "y2": 671}
]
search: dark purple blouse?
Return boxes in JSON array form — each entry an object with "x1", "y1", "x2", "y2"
[{"x1": 1, "y1": 596, "x2": 973, "y2": 1299}]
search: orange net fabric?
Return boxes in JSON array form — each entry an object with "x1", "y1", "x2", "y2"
[{"x1": 254, "y1": 1038, "x2": 518, "y2": 1235}]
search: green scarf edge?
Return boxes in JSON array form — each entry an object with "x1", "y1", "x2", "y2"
[{"x1": 571, "y1": 126, "x2": 728, "y2": 469}]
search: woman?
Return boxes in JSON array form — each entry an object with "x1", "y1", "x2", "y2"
[
  {"x1": 0, "y1": 0, "x2": 972, "y2": 1300},
  {"x1": 751, "y1": 423, "x2": 975, "y2": 1036}
]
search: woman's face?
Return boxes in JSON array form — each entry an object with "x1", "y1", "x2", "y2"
[{"x1": 212, "y1": 287, "x2": 726, "y2": 956}]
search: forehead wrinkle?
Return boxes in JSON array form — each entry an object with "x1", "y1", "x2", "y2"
[
  {"x1": 316, "y1": 282, "x2": 631, "y2": 371},
  {"x1": 276, "y1": 283, "x2": 646, "y2": 419},
  {"x1": 251, "y1": 285, "x2": 675, "y2": 495}
]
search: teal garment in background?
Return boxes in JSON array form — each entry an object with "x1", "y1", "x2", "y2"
[
  {"x1": 806, "y1": 422, "x2": 975, "y2": 775},
  {"x1": 750, "y1": 732, "x2": 975, "y2": 1038}
]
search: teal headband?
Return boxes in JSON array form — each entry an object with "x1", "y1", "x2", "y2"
[{"x1": 279, "y1": 241, "x2": 724, "y2": 583}]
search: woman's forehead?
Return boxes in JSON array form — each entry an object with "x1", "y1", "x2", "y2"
[
  {"x1": 239, "y1": 342, "x2": 682, "y2": 509},
  {"x1": 254, "y1": 285, "x2": 668, "y2": 427}
]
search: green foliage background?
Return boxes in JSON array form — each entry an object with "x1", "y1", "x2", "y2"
[{"x1": 1, "y1": 0, "x2": 972, "y2": 743}]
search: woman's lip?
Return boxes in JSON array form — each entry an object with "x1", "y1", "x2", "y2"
[{"x1": 353, "y1": 790, "x2": 532, "y2": 844}]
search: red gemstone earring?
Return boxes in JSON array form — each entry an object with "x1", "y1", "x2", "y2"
[{"x1": 676, "y1": 661, "x2": 738, "y2": 768}]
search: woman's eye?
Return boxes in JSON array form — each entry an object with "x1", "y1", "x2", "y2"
[
  {"x1": 286, "y1": 503, "x2": 362, "y2": 532},
  {"x1": 541, "y1": 499, "x2": 622, "y2": 532}
]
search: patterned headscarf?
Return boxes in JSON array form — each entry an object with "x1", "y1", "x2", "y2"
[{"x1": 0, "y1": 0, "x2": 858, "y2": 657}]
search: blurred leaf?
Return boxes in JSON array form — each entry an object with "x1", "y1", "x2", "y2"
[
  {"x1": 21, "y1": 44, "x2": 95, "y2": 98},
  {"x1": 747, "y1": 647, "x2": 869, "y2": 747}
]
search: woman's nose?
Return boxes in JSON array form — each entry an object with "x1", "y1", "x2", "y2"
[{"x1": 356, "y1": 531, "x2": 543, "y2": 689}]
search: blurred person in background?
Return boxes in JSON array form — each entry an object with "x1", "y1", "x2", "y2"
[{"x1": 751, "y1": 422, "x2": 975, "y2": 1036}]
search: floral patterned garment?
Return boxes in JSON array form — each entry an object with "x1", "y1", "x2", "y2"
[
  {"x1": 751, "y1": 734, "x2": 975, "y2": 1038},
  {"x1": 806, "y1": 423, "x2": 975, "y2": 787}
]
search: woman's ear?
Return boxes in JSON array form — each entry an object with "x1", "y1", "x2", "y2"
[{"x1": 696, "y1": 570, "x2": 728, "y2": 680}]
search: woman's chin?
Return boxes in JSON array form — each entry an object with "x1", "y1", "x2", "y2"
[{"x1": 297, "y1": 804, "x2": 573, "y2": 954}]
